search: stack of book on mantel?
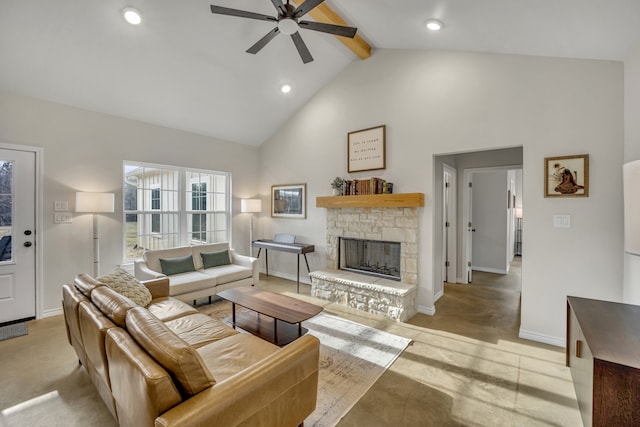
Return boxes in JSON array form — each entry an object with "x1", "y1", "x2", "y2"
[{"x1": 342, "y1": 177, "x2": 393, "y2": 195}]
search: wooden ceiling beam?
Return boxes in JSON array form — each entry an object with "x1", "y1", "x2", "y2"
[{"x1": 295, "y1": 1, "x2": 372, "y2": 60}]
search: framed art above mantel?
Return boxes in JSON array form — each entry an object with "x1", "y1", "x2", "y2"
[{"x1": 348, "y1": 125, "x2": 386, "y2": 173}]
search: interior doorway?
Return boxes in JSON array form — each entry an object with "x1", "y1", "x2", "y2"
[{"x1": 434, "y1": 147, "x2": 523, "y2": 305}]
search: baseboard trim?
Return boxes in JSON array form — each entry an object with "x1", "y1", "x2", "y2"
[
  {"x1": 472, "y1": 266, "x2": 508, "y2": 275},
  {"x1": 260, "y1": 270, "x2": 312, "y2": 286},
  {"x1": 434, "y1": 289, "x2": 444, "y2": 302},
  {"x1": 42, "y1": 308, "x2": 63, "y2": 319},
  {"x1": 418, "y1": 305, "x2": 435, "y2": 316},
  {"x1": 519, "y1": 328, "x2": 565, "y2": 348}
]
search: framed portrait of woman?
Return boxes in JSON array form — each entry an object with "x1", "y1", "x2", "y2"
[{"x1": 544, "y1": 154, "x2": 589, "y2": 197}]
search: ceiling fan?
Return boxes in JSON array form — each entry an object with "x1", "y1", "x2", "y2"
[{"x1": 210, "y1": 0, "x2": 357, "y2": 64}]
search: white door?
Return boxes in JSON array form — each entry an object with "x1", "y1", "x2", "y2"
[
  {"x1": 442, "y1": 165, "x2": 456, "y2": 284},
  {"x1": 0, "y1": 148, "x2": 36, "y2": 324},
  {"x1": 466, "y1": 177, "x2": 474, "y2": 283}
]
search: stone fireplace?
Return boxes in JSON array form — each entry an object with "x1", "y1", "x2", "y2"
[{"x1": 310, "y1": 205, "x2": 419, "y2": 321}]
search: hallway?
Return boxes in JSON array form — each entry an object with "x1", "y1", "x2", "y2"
[{"x1": 409, "y1": 257, "x2": 523, "y2": 344}]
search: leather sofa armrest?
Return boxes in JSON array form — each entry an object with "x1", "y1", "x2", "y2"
[
  {"x1": 141, "y1": 277, "x2": 170, "y2": 299},
  {"x1": 229, "y1": 249, "x2": 259, "y2": 286},
  {"x1": 155, "y1": 334, "x2": 320, "y2": 427},
  {"x1": 135, "y1": 259, "x2": 166, "y2": 281}
]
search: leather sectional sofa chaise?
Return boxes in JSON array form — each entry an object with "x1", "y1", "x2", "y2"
[
  {"x1": 134, "y1": 243, "x2": 259, "y2": 303},
  {"x1": 62, "y1": 273, "x2": 320, "y2": 427}
]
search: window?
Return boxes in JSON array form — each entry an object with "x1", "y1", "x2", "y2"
[
  {"x1": 123, "y1": 162, "x2": 230, "y2": 261},
  {"x1": 151, "y1": 186, "x2": 161, "y2": 234}
]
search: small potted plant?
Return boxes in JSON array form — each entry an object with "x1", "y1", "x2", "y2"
[{"x1": 330, "y1": 177, "x2": 344, "y2": 195}]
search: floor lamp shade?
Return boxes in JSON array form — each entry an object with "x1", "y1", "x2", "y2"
[
  {"x1": 76, "y1": 192, "x2": 115, "y2": 213},
  {"x1": 241, "y1": 199, "x2": 262, "y2": 213},
  {"x1": 624, "y1": 160, "x2": 640, "y2": 255}
]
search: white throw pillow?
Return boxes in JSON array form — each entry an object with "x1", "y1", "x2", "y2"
[{"x1": 98, "y1": 268, "x2": 152, "y2": 307}]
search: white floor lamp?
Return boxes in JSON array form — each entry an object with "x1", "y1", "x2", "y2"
[
  {"x1": 76, "y1": 192, "x2": 115, "y2": 277},
  {"x1": 241, "y1": 199, "x2": 262, "y2": 257}
]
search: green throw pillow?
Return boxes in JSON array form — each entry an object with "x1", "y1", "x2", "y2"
[
  {"x1": 159, "y1": 255, "x2": 196, "y2": 275},
  {"x1": 201, "y1": 250, "x2": 231, "y2": 269}
]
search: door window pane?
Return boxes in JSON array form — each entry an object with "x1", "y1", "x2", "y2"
[{"x1": 0, "y1": 161, "x2": 13, "y2": 262}]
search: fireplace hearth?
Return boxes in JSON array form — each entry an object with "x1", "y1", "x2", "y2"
[{"x1": 339, "y1": 237, "x2": 401, "y2": 281}]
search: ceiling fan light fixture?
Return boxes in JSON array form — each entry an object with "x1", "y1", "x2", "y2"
[
  {"x1": 278, "y1": 18, "x2": 299, "y2": 35},
  {"x1": 425, "y1": 19, "x2": 443, "y2": 31},
  {"x1": 123, "y1": 7, "x2": 142, "y2": 25},
  {"x1": 281, "y1": 84, "x2": 292, "y2": 94}
]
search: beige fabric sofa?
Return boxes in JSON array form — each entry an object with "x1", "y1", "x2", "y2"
[
  {"x1": 134, "y1": 243, "x2": 258, "y2": 303},
  {"x1": 62, "y1": 274, "x2": 320, "y2": 427}
]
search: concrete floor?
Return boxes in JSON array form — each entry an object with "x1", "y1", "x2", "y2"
[{"x1": 0, "y1": 261, "x2": 582, "y2": 426}]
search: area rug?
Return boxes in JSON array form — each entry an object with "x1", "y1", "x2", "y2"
[
  {"x1": 302, "y1": 312, "x2": 411, "y2": 427},
  {"x1": 199, "y1": 301, "x2": 410, "y2": 426},
  {"x1": 0, "y1": 322, "x2": 27, "y2": 341}
]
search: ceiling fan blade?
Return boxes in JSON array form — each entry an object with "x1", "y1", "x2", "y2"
[
  {"x1": 210, "y1": 5, "x2": 276, "y2": 22},
  {"x1": 298, "y1": 21, "x2": 357, "y2": 38},
  {"x1": 293, "y1": 0, "x2": 325, "y2": 18},
  {"x1": 247, "y1": 27, "x2": 280, "y2": 54},
  {"x1": 290, "y1": 32, "x2": 314, "y2": 64},
  {"x1": 270, "y1": 0, "x2": 287, "y2": 16}
]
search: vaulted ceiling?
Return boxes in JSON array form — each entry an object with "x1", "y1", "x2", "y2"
[{"x1": 2, "y1": 0, "x2": 640, "y2": 146}]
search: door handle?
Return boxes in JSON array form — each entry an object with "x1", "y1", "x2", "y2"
[{"x1": 24, "y1": 242, "x2": 33, "y2": 247}]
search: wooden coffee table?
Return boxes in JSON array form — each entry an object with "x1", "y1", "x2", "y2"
[{"x1": 217, "y1": 287, "x2": 323, "y2": 346}]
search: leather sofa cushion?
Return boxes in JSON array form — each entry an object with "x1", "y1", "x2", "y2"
[
  {"x1": 74, "y1": 273, "x2": 106, "y2": 298},
  {"x1": 167, "y1": 271, "x2": 217, "y2": 295},
  {"x1": 164, "y1": 313, "x2": 238, "y2": 348},
  {"x1": 202, "y1": 264, "x2": 253, "y2": 285},
  {"x1": 143, "y1": 246, "x2": 192, "y2": 274},
  {"x1": 91, "y1": 286, "x2": 138, "y2": 328},
  {"x1": 126, "y1": 307, "x2": 216, "y2": 396},
  {"x1": 197, "y1": 333, "x2": 279, "y2": 383},
  {"x1": 147, "y1": 297, "x2": 198, "y2": 322}
]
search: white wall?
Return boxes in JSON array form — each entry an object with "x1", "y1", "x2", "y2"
[
  {"x1": 623, "y1": 45, "x2": 640, "y2": 303},
  {"x1": 259, "y1": 49, "x2": 624, "y2": 345},
  {"x1": 0, "y1": 90, "x2": 260, "y2": 316},
  {"x1": 472, "y1": 170, "x2": 509, "y2": 273}
]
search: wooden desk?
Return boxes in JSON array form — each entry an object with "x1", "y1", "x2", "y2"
[
  {"x1": 251, "y1": 239, "x2": 315, "y2": 293},
  {"x1": 567, "y1": 296, "x2": 640, "y2": 426},
  {"x1": 218, "y1": 287, "x2": 322, "y2": 346}
]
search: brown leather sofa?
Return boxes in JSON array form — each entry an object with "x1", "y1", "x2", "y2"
[{"x1": 62, "y1": 274, "x2": 320, "y2": 427}]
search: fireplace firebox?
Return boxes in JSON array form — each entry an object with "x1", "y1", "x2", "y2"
[{"x1": 338, "y1": 237, "x2": 401, "y2": 281}]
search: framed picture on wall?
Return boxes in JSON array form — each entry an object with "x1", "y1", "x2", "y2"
[
  {"x1": 271, "y1": 184, "x2": 306, "y2": 219},
  {"x1": 348, "y1": 125, "x2": 386, "y2": 173},
  {"x1": 544, "y1": 154, "x2": 589, "y2": 197}
]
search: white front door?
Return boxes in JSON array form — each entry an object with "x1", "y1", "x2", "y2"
[{"x1": 0, "y1": 148, "x2": 36, "y2": 324}]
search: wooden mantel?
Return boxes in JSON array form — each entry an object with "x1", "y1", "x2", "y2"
[{"x1": 316, "y1": 193, "x2": 424, "y2": 208}]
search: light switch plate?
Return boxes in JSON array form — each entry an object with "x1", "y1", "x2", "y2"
[
  {"x1": 553, "y1": 214, "x2": 571, "y2": 228},
  {"x1": 54, "y1": 213, "x2": 72, "y2": 224},
  {"x1": 54, "y1": 200, "x2": 69, "y2": 211}
]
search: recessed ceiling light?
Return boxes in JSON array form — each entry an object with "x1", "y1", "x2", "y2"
[
  {"x1": 425, "y1": 19, "x2": 443, "y2": 31},
  {"x1": 281, "y1": 84, "x2": 292, "y2": 94},
  {"x1": 123, "y1": 7, "x2": 142, "y2": 25}
]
